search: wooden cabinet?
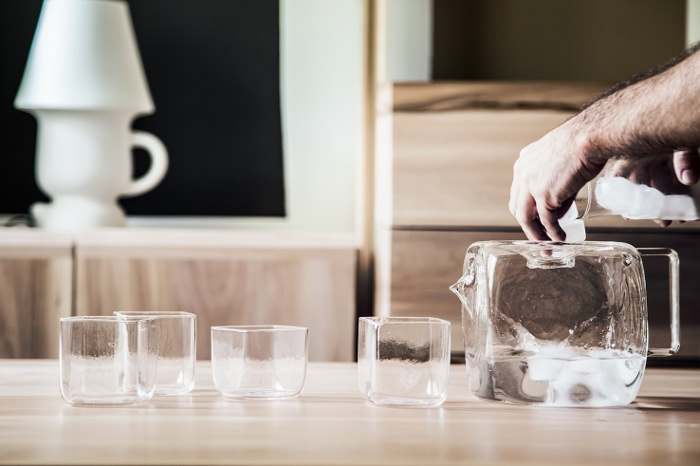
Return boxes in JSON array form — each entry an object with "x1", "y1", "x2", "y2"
[
  {"x1": 0, "y1": 230, "x2": 72, "y2": 358},
  {"x1": 0, "y1": 228, "x2": 357, "y2": 361},
  {"x1": 74, "y1": 229, "x2": 356, "y2": 361},
  {"x1": 377, "y1": 82, "x2": 700, "y2": 360}
]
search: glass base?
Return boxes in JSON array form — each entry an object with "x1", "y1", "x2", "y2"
[
  {"x1": 368, "y1": 394, "x2": 446, "y2": 408},
  {"x1": 62, "y1": 395, "x2": 151, "y2": 406},
  {"x1": 219, "y1": 389, "x2": 302, "y2": 399}
]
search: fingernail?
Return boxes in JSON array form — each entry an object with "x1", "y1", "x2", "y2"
[{"x1": 682, "y1": 170, "x2": 694, "y2": 184}]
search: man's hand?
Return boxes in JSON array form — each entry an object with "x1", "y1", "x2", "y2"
[
  {"x1": 508, "y1": 118, "x2": 606, "y2": 241},
  {"x1": 509, "y1": 44, "x2": 700, "y2": 240},
  {"x1": 604, "y1": 152, "x2": 697, "y2": 195}
]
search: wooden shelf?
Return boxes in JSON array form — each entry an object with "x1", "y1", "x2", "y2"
[{"x1": 392, "y1": 81, "x2": 612, "y2": 112}]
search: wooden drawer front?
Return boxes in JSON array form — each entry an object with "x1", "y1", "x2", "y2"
[
  {"x1": 389, "y1": 229, "x2": 700, "y2": 358},
  {"x1": 0, "y1": 231, "x2": 73, "y2": 358},
  {"x1": 76, "y1": 247, "x2": 356, "y2": 362},
  {"x1": 0, "y1": 258, "x2": 72, "y2": 358},
  {"x1": 393, "y1": 110, "x2": 573, "y2": 228}
]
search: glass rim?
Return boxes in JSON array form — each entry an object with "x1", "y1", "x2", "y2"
[
  {"x1": 60, "y1": 315, "x2": 156, "y2": 323},
  {"x1": 359, "y1": 316, "x2": 450, "y2": 326},
  {"x1": 113, "y1": 310, "x2": 195, "y2": 318},
  {"x1": 211, "y1": 324, "x2": 308, "y2": 333}
]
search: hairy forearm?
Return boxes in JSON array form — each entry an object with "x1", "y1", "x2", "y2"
[
  {"x1": 574, "y1": 47, "x2": 700, "y2": 162},
  {"x1": 510, "y1": 45, "x2": 700, "y2": 241}
]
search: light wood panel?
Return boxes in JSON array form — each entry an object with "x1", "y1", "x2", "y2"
[
  {"x1": 0, "y1": 230, "x2": 72, "y2": 358},
  {"x1": 1, "y1": 359, "x2": 698, "y2": 465},
  {"x1": 390, "y1": 228, "x2": 700, "y2": 358},
  {"x1": 393, "y1": 81, "x2": 612, "y2": 112},
  {"x1": 75, "y1": 229, "x2": 357, "y2": 361},
  {"x1": 393, "y1": 109, "x2": 574, "y2": 227}
]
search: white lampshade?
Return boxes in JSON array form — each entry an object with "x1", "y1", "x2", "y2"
[{"x1": 15, "y1": 0, "x2": 154, "y2": 113}]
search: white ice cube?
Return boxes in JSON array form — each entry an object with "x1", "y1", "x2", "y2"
[
  {"x1": 595, "y1": 177, "x2": 665, "y2": 219},
  {"x1": 660, "y1": 194, "x2": 699, "y2": 220},
  {"x1": 595, "y1": 177, "x2": 636, "y2": 214},
  {"x1": 559, "y1": 203, "x2": 586, "y2": 242},
  {"x1": 528, "y1": 358, "x2": 566, "y2": 381},
  {"x1": 626, "y1": 184, "x2": 664, "y2": 219}
]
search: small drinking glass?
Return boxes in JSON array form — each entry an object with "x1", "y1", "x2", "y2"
[
  {"x1": 114, "y1": 311, "x2": 197, "y2": 395},
  {"x1": 358, "y1": 316, "x2": 451, "y2": 407},
  {"x1": 59, "y1": 316, "x2": 158, "y2": 406},
  {"x1": 211, "y1": 325, "x2": 308, "y2": 399}
]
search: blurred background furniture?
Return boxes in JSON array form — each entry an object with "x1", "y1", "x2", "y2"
[{"x1": 0, "y1": 229, "x2": 356, "y2": 361}]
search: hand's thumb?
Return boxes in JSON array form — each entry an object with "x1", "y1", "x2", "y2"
[{"x1": 673, "y1": 149, "x2": 700, "y2": 185}]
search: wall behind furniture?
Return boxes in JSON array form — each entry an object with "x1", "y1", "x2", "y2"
[
  {"x1": 388, "y1": 0, "x2": 432, "y2": 82},
  {"x1": 432, "y1": 0, "x2": 687, "y2": 81}
]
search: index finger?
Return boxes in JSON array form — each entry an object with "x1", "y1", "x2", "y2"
[{"x1": 514, "y1": 191, "x2": 550, "y2": 241}]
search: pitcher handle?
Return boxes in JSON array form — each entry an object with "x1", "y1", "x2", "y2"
[
  {"x1": 638, "y1": 248, "x2": 680, "y2": 356},
  {"x1": 122, "y1": 131, "x2": 169, "y2": 198}
]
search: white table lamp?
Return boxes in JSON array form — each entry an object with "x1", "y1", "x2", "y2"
[{"x1": 15, "y1": 0, "x2": 168, "y2": 232}]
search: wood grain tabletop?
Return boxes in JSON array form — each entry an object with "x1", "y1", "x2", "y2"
[{"x1": 0, "y1": 359, "x2": 698, "y2": 465}]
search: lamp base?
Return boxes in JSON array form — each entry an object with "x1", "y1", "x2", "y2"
[{"x1": 31, "y1": 198, "x2": 127, "y2": 233}]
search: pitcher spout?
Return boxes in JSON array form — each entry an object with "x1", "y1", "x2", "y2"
[{"x1": 450, "y1": 274, "x2": 472, "y2": 308}]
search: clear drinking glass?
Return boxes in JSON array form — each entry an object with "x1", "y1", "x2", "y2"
[
  {"x1": 114, "y1": 311, "x2": 196, "y2": 395},
  {"x1": 59, "y1": 316, "x2": 158, "y2": 406},
  {"x1": 358, "y1": 316, "x2": 451, "y2": 407},
  {"x1": 211, "y1": 325, "x2": 308, "y2": 399}
]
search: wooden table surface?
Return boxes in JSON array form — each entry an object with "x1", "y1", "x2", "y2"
[{"x1": 1, "y1": 360, "x2": 699, "y2": 465}]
